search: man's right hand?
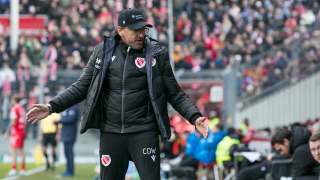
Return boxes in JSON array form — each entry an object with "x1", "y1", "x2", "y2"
[{"x1": 26, "y1": 104, "x2": 50, "y2": 124}]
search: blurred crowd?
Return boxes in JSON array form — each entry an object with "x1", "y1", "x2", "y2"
[
  {"x1": 242, "y1": 30, "x2": 320, "y2": 97},
  {"x1": 172, "y1": 0, "x2": 319, "y2": 71},
  {"x1": 0, "y1": 0, "x2": 320, "y2": 100},
  {"x1": 0, "y1": 0, "x2": 169, "y2": 86}
]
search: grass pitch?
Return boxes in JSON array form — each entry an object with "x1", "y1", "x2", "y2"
[
  {"x1": 0, "y1": 163, "x2": 140, "y2": 180},
  {"x1": 0, "y1": 164, "x2": 96, "y2": 180}
]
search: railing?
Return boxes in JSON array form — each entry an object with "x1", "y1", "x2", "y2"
[{"x1": 175, "y1": 69, "x2": 224, "y2": 83}]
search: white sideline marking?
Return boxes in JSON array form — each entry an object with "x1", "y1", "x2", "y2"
[{"x1": 0, "y1": 164, "x2": 61, "y2": 180}]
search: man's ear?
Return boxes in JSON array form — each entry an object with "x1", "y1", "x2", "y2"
[
  {"x1": 117, "y1": 27, "x2": 123, "y2": 37},
  {"x1": 283, "y1": 138, "x2": 290, "y2": 145}
]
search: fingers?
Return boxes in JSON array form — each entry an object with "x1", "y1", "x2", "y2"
[
  {"x1": 31, "y1": 118, "x2": 40, "y2": 124},
  {"x1": 26, "y1": 108, "x2": 37, "y2": 119},
  {"x1": 27, "y1": 112, "x2": 37, "y2": 122},
  {"x1": 202, "y1": 129, "x2": 208, "y2": 139}
]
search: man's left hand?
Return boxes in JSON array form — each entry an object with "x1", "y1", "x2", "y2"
[{"x1": 195, "y1": 117, "x2": 209, "y2": 139}]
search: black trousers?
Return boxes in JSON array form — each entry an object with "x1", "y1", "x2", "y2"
[{"x1": 100, "y1": 131, "x2": 160, "y2": 180}]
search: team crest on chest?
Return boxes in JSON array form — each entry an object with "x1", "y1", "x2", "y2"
[
  {"x1": 135, "y1": 57, "x2": 146, "y2": 68},
  {"x1": 152, "y1": 57, "x2": 156, "y2": 66},
  {"x1": 101, "y1": 155, "x2": 111, "y2": 167}
]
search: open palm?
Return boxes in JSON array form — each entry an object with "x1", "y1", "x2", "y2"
[
  {"x1": 26, "y1": 104, "x2": 50, "y2": 124},
  {"x1": 195, "y1": 117, "x2": 209, "y2": 139}
]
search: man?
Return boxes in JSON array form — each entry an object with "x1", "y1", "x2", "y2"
[
  {"x1": 239, "y1": 118, "x2": 249, "y2": 135},
  {"x1": 309, "y1": 132, "x2": 320, "y2": 163},
  {"x1": 216, "y1": 127, "x2": 240, "y2": 167},
  {"x1": 26, "y1": 8, "x2": 208, "y2": 180},
  {"x1": 309, "y1": 133, "x2": 320, "y2": 180},
  {"x1": 208, "y1": 110, "x2": 220, "y2": 130},
  {"x1": 39, "y1": 97, "x2": 60, "y2": 171},
  {"x1": 272, "y1": 126, "x2": 318, "y2": 179},
  {"x1": 54, "y1": 105, "x2": 78, "y2": 177},
  {"x1": 4, "y1": 94, "x2": 27, "y2": 176}
]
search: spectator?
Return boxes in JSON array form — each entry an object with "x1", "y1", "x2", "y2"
[
  {"x1": 271, "y1": 126, "x2": 318, "y2": 179},
  {"x1": 0, "y1": 63, "x2": 16, "y2": 89},
  {"x1": 17, "y1": 53, "x2": 32, "y2": 81},
  {"x1": 309, "y1": 132, "x2": 320, "y2": 163},
  {"x1": 28, "y1": 40, "x2": 45, "y2": 66}
]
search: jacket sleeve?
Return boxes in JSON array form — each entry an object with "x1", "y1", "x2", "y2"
[
  {"x1": 292, "y1": 144, "x2": 316, "y2": 178},
  {"x1": 49, "y1": 43, "x2": 103, "y2": 113},
  {"x1": 161, "y1": 52, "x2": 202, "y2": 125}
]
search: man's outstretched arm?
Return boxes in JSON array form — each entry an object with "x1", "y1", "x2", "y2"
[
  {"x1": 161, "y1": 52, "x2": 208, "y2": 138},
  {"x1": 27, "y1": 43, "x2": 103, "y2": 124}
]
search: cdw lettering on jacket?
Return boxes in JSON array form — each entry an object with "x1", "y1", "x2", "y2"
[{"x1": 143, "y1": 148, "x2": 156, "y2": 154}]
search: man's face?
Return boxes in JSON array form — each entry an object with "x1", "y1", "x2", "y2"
[
  {"x1": 117, "y1": 26, "x2": 147, "y2": 49},
  {"x1": 274, "y1": 139, "x2": 290, "y2": 156},
  {"x1": 309, "y1": 140, "x2": 320, "y2": 163}
]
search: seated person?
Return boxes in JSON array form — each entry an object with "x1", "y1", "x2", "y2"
[
  {"x1": 193, "y1": 124, "x2": 227, "y2": 164},
  {"x1": 272, "y1": 126, "x2": 318, "y2": 179},
  {"x1": 216, "y1": 127, "x2": 241, "y2": 168},
  {"x1": 177, "y1": 131, "x2": 202, "y2": 170},
  {"x1": 309, "y1": 132, "x2": 320, "y2": 163},
  {"x1": 237, "y1": 150, "x2": 290, "y2": 180}
]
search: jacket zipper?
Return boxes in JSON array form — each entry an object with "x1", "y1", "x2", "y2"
[{"x1": 121, "y1": 47, "x2": 130, "y2": 133}]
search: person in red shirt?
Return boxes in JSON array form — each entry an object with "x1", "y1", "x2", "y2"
[{"x1": 4, "y1": 94, "x2": 27, "y2": 176}]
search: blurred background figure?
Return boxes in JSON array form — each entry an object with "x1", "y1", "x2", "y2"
[
  {"x1": 239, "y1": 118, "x2": 249, "y2": 135},
  {"x1": 54, "y1": 105, "x2": 78, "y2": 177},
  {"x1": 3, "y1": 94, "x2": 27, "y2": 176},
  {"x1": 39, "y1": 96, "x2": 60, "y2": 171}
]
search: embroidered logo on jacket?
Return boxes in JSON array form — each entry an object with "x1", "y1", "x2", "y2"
[
  {"x1": 95, "y1": 58, "x2": 101, "y2": 69},
  {"x1": 135, "y1": 57, "x2": 146, "y2": 68},
  {"x1": 152, "y1": 57, "x2": 156, "y2": 66}
]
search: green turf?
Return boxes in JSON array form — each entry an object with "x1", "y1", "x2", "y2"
[
  {"x1": 16, "y1": 164, "x2": 97, "y2": 180},
  {"x1": 0, "y1": 163, "x2": 140, "y2": 180},
  {"x1": 0, "y1": 163, "x2": 39, "y2": 179}
]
